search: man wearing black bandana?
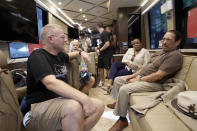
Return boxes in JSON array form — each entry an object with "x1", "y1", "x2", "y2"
[{"x1": 21, "y1": 24, "x2": 104, "y2": 131}]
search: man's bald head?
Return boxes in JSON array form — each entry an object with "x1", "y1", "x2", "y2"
[{"x1": 41, "y1": 24, "x2": 63, "y2": 42}]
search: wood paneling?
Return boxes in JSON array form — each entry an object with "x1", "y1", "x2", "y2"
[
  {"x1": 116, "y1": 7, "x2": 140, "y2": 53},
  {"x1": 6, "y1": 62, "x2": 27, "y2": 71}
]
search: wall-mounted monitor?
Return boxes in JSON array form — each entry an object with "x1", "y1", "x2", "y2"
[
  {"x1": 183, "y1": 0, "x2": 197, "y2": 9},
  {"x1": 186, "y1": 7, "x2": 197, "y2": 44},
  {"x1": 68, "y1": 26, "x2": 79, "y2": 39},
  {"x1": 9, "y1": 42, "x2": 29, "y2": 59},
  {"x1": 0, "y1": 0, "x2": 39, "y2": 43},
  {"x1": 122, "y1": 42, "x2": 128, "y2": 51}
]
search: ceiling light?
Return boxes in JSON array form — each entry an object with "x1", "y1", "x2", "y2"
[
  {"x1": 79, "y1": 8, "x2": 82, "y2": 12},
  {"x1": 58, "y1": 2, "x2": 62, "y2": 5},
  {"x1": 35, "y1": 0, "x2": 74, "y2": 27},
  {"x1": 75, "y1": 22, "x2": 82, "y2": 26},
  {"x1": 141, "y1": 0, "x2": 148, "y2": 7},
  {"x1": 107, "y1": 0, "x2": 110, "y2": 12},
  {"x1": 46, "y1": 0, "x2": 75, "y2": 24},
  {"x1": 79, "y1": 25, "x2": 85, "y2": 30},
  {"x1": 85, "y1": 18, "x2": 87, "y2": 21},
  {"x1": 88, "y1": 28, "x2": 92, "y2": 33},
  {"x1": 5, "y1": 0, "x2": 12, "y2": 2},
  {"x1": 142, "y1": 0, "x2": 159, "y2": 15},
  {"x1": 83, "y1": 15, "x2": 85, "y2": 18}
]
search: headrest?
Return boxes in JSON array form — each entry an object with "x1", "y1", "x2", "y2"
[
  {"x1": 172, "y1": 91, "x2": 197, "y2": 119},
  {"x1": 0, "y1": 50, "x2": 8, "y2": 68}
]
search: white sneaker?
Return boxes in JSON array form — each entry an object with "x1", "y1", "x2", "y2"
[
  {"x1": 98, "y1": 81, "x2": 103, "y2": 87},
  {"x1": 23, "y1": 111, "x2": 31, "y2": 127}
]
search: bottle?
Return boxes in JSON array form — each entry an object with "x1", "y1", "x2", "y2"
[{"x1": 81, "y1": 59, "x2": 87, "y2": 72}]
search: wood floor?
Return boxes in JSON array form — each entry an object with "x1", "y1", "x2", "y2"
[{"x1": 89, "y1": 85, "x2": 132, "y2": 131}]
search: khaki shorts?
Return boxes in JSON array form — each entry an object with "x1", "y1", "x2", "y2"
[{"x1": 25, "y1": 97, "x2": 74, "y2": 131}]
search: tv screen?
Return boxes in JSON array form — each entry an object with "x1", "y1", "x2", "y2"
[
  {"x1": 68, "y1": 26, "x2": 79, "y2": 39},
  {"x1": 37, "y1": 7, "x2": 48, "y2": 40},
  {"x1": 187, "y1": 7, "x2": 197, "y2": 44},
  {"x1": 183, "y1": 0, "x2": 197, "y2": 9},
  {"x1": 9, "y1": 42, "x2": 29, "y2": 59},
  {"x1": 0, "y1": 0, "x2": 39, "y2": 43}
]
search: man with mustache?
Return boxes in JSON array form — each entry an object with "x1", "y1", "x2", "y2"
[{"x1": 109, "y1": 30, "x2": 183, "y2": 131}]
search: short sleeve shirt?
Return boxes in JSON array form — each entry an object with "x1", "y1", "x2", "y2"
[
  {"x1": 140, "y1": 50, "x2": 183, "y2": 82},
  {"x1": 25, "y1": 49, "x2": 69, "y2": 108},
  {"x1": 99, "y1": 30, "x2": 111, "y2": 55}
]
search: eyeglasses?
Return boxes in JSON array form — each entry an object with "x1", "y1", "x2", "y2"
[
  {"x1": 161, "y1": 38, "x2": 174, "y2": 42},
  {"x1": 59, "y1": 35, "x2": 66, "y2": 39},
  {"x1": 132, "y1": 42, "x2": 141, "y2": 45},
  {"x1": 131, "y1": 54, "x2": 136, "y2": 61},
  {"x1": 51, "y1": 34, "x2": 66, "y2": 40}
]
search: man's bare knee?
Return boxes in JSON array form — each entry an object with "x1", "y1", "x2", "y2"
[
  {"x1": 88, "y1": 76, "x2": 95, "y2": 87},
  {"x1": 64, "y1": 100, "x2": 83, "y2": 115},
  {"x1": 90, "y1": 76, "x2": 95, "y2": 83},
  {"x1": 61, "y1": 100, "x2": 84, "y2": 131},
  {"x1": 92, "y1": 99, "x2": 105, "y2": 113}
]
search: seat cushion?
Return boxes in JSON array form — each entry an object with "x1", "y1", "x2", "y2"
[
  {"x1": 0, "y1": 50, "x2": 7, "y2": 68},
  {"x1": 16, "y1": 86, "x2": 27, "y2": 100},
  {"x1": 0, "y1": 71, "x2": 23, "y2": 131},
  {"x1": 87, "y1": 52, "x2": 97, "y2": 74},
  {"x1": 130, "y1": 93, "x2": 190, "y2": 131},
  {"x1": 185, "y1": 56, "x2": 197, "y2": 91},
  {"x1": 175, "y1": 55, "x2": 193, "y2": 81},
  {"x1": 67, "y1": 59, "x2": 80, "y2": 89}
]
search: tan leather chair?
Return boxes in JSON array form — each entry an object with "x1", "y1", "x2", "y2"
[
  {"x1": 67, "y1": 58, "x2": 80, "y2": 89},
  {"x1": 0, "y1": 50, "x2": 23, "y2": 131},
  {"x1": 67, "y1": 52, "x2": 98, "y2": 89},
  {"x1": 0, "y1": 50, "x2": 85, "y2": 131},
  {"x1": 87, "y1": 52, "x2": 97, "y2": 75}
]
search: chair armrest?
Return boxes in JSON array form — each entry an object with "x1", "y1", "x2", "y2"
[
  {"x1": 16, "y1": 86, "x2": 27, "y2": 100},
  {"x1": 67, "y1": 58, "x2": 80, "y2": 89}
]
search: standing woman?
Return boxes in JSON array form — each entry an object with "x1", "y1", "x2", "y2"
[{"x1": 105, "y1": 38, "x2": 150, "y2": 92}]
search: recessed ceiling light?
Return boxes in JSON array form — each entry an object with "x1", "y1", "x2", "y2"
[
  {"x1": 79, "y1": 8, "x2": 82, "y2": 12},
  {"x1": 88, "y1": 28, "x2": 92, "y2": 33},
  {"x1": 58, "y1": 2, "x2": 62, "y2": 5},
  {"x1": 85, "y1": 18, "x2": 87, "y2": 21},
  {"x1": 83, "y1": 15, "x2": 85, "y2": 18},
  {"x1": 141, "y1": 0, "x2": 148, "y2": 7}
]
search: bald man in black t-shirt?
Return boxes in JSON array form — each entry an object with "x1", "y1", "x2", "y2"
[{"x1": 21, "y1": 24, "x2": 104, "y2": 131}]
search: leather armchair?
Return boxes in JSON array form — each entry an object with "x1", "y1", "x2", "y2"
[{"x1": 0, "y1": 50, "x2": 23, "y2": 131}]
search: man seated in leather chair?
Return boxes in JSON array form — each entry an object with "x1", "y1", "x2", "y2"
[
  {"x1": 21, "y1": 24, "x2": 104, "y2": 131},
  {"x1": 70, "y1": 40, "x2": 95, "y2": 95}
]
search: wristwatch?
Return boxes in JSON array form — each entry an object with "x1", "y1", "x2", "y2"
[
  {"x1": 138, "y1": 76, "x2": 143, "y2": 81},
  {"x1": 79, "y1": 50, "x2": 82, "y2": 55}
]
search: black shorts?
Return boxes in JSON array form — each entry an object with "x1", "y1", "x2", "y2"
[
  {"x1": 80, "y1": 71, "x2": 92, "y2": 87},
  {"x1": 98, "y1": 54, "x2": 112, "y2": 69}
]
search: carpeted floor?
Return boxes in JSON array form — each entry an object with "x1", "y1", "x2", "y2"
[{"x1": 89, "y1": 85, "x2": 132, "y2": 131}]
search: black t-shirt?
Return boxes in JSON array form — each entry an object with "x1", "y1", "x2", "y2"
[
  {"x1": 100, "y1": 30, "x2": 111, "y2": 55},
  {"x1": 24, "y1": 49, "x2": 69, "y2": 112}
]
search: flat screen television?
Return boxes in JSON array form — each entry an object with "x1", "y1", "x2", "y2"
[
  {"x1": 186, "y1": 7, "x2": 197, "y2": 44},
  {"x1": 175, "y1": 0, "x2": 197, "y2": 48},
  {"x1": 9, "y1": 42, "x2": 29, "y2": 59},
  {"x1": 183, "y1": 0, "x2": 197, "y2": 9},
  {"x1": 37, "y1": 6, "x2": 48, "y2": 41},
  {"x1": 0, "y1": 0, "x2": 39, "y2": 43},
  {"x1": 68, "y1": 26, "x2": 79, "y2": 39}
]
